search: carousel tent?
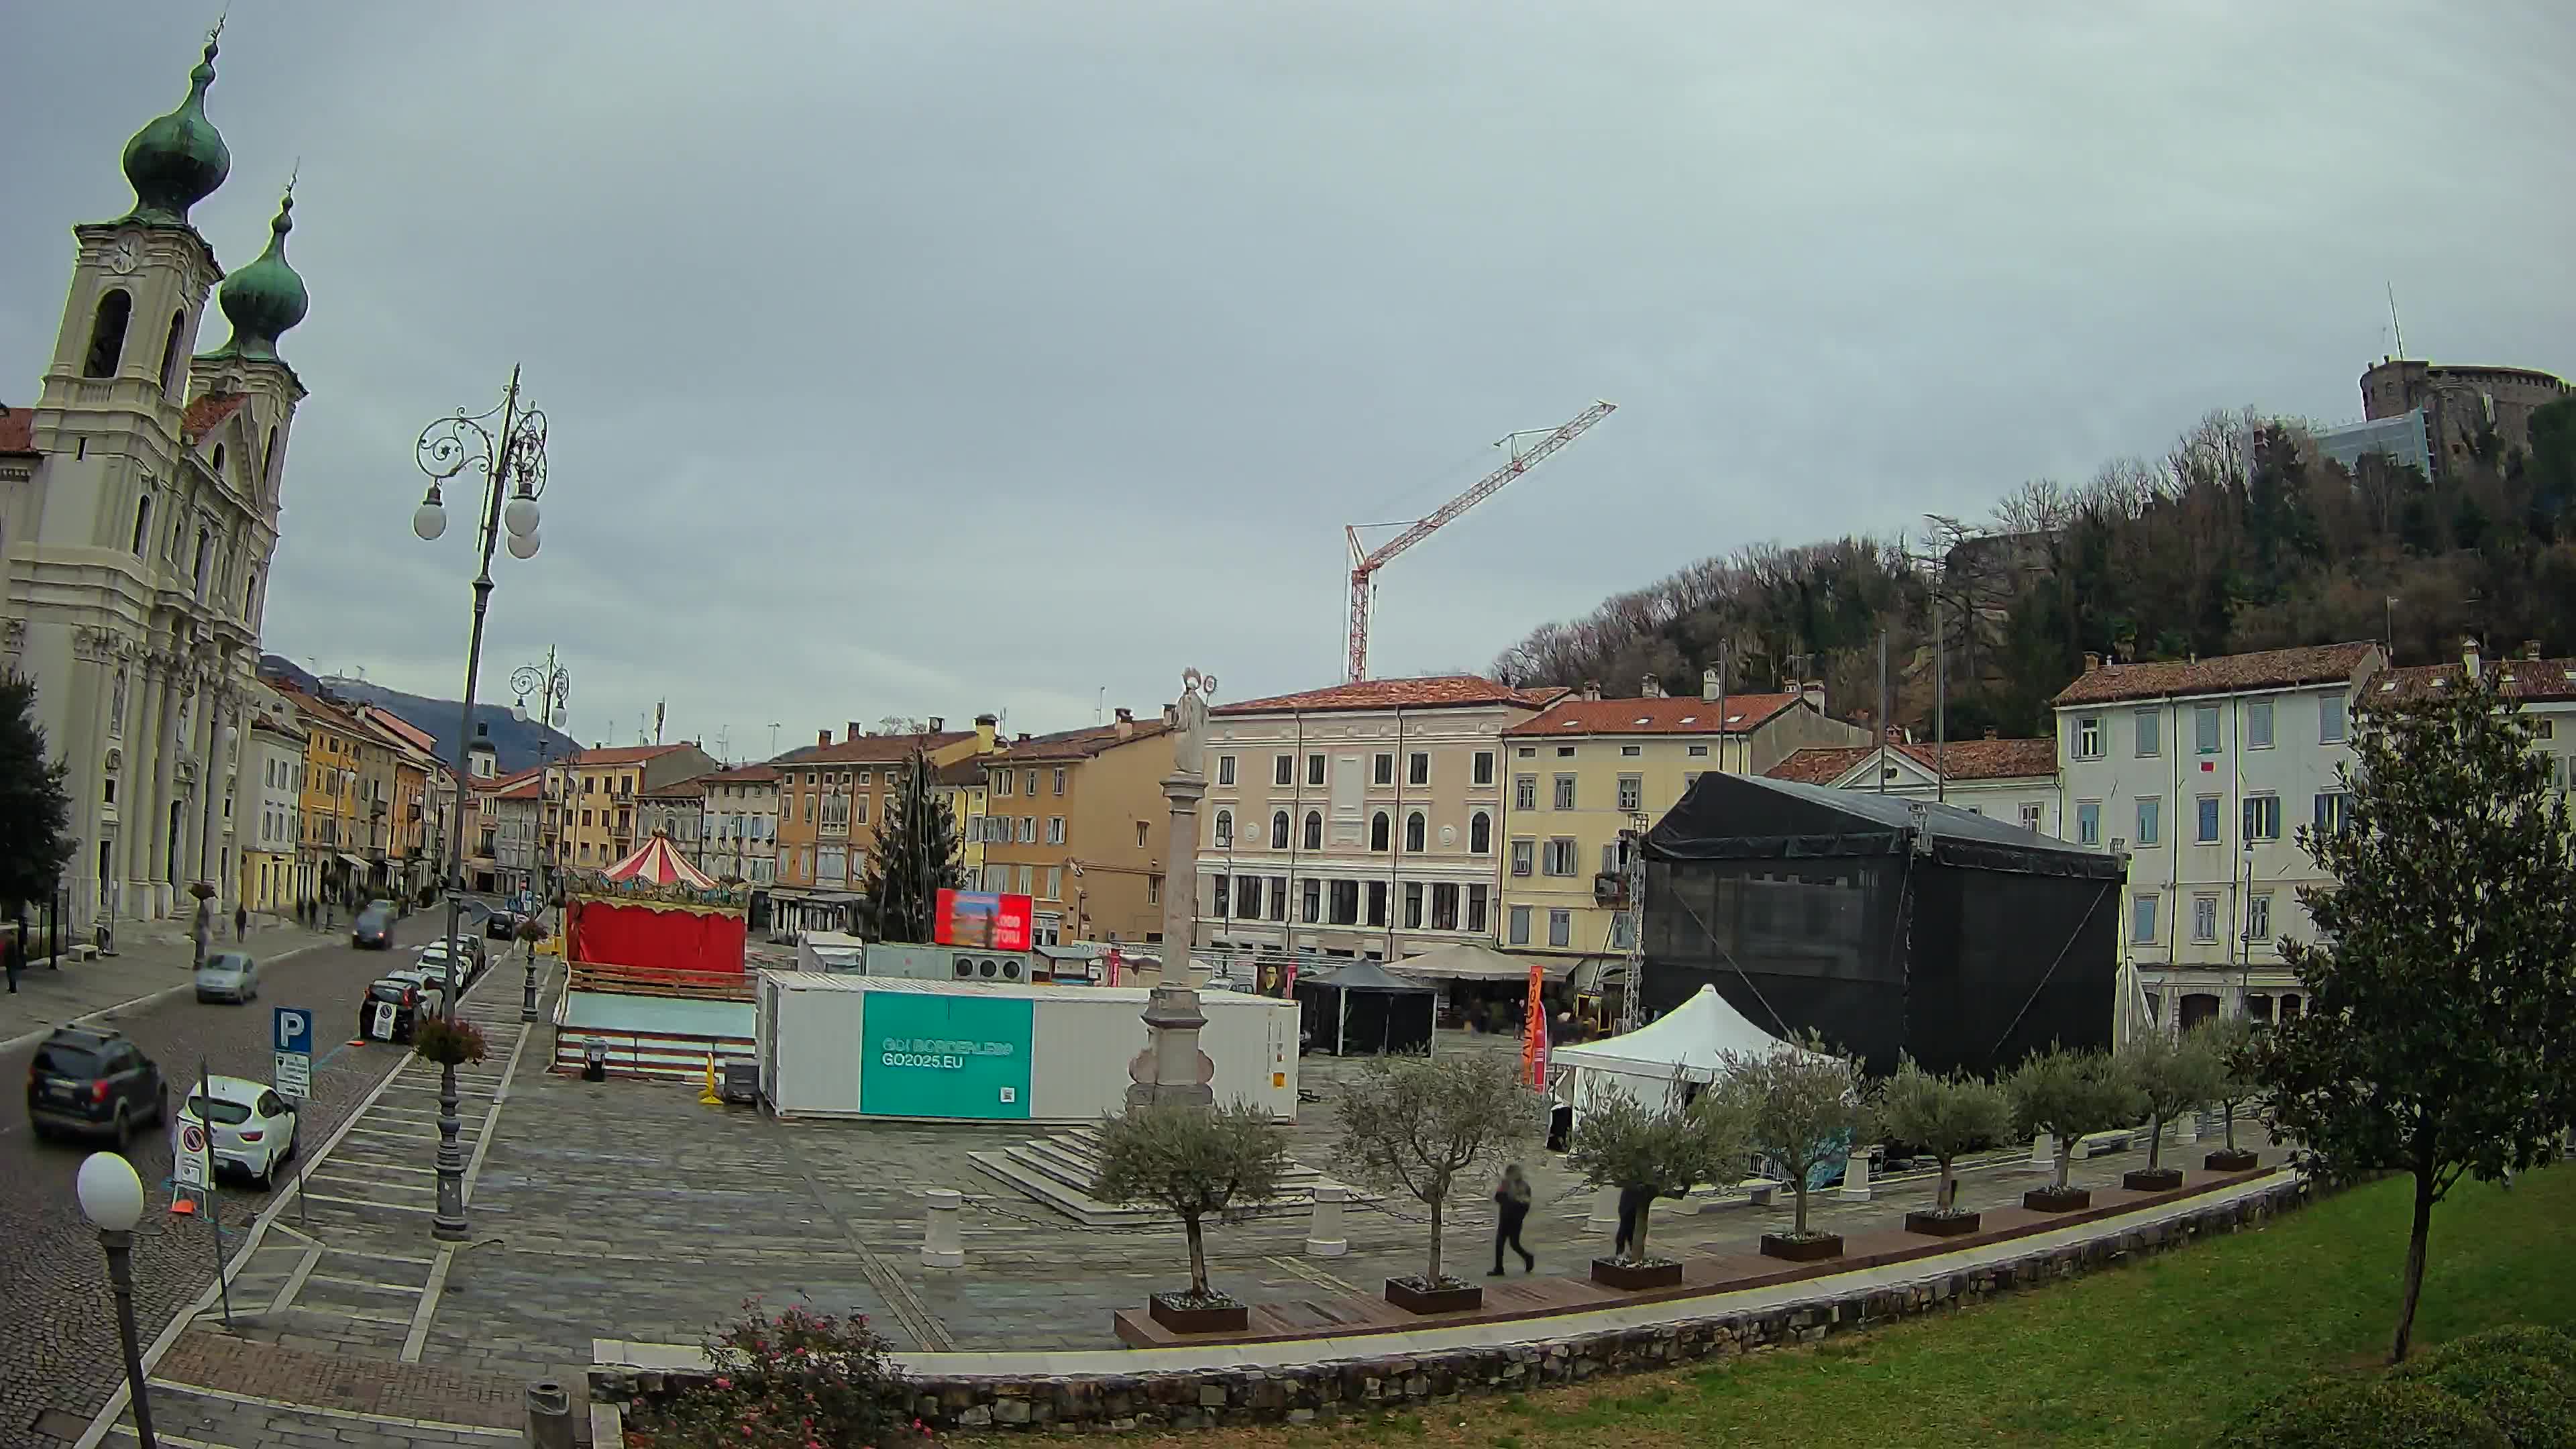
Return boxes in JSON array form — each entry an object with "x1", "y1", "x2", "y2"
[
  {"x1": 564, "y1": 830, "x2": 747, "y2": 976},
  {"x1": 1552, "y1": 984, "x2": 1809, "y2": 1120},
  {"x1": 1295, "y1": 959, "x2": 1437, "y2": 1056}
]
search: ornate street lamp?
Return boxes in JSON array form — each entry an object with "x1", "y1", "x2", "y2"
[
  {"x1": 411, "y1": 366, "x2": 549, "y2": 1242},
  {"x1": 77, "y1": 1152, "x2": 158, "y2": 1448}
]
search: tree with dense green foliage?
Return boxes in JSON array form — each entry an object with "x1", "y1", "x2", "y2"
[
  {"x1": 2119, "y1": 1028, "x2": 2225, "y2": 1173},
  {"x1": 860, "y1": 748, "x2": 964, "y2": 945},
  {"x1": 1334, "y1": 1052, "x2": 1546, "y2": 1288},
  {"x1": 1713, "y1": 1033, "x2": 1868, "y2": 1238},
  {"x1": 2259, "y1": 669, "x2": 2576, "y2": 1364},
  {"x1": 2006, "y1": 1046, "x2": 2143, "y2": 1193},
  {"x1": 1091, "y1": 1102, "x2": 1289, "y2": 1303},
  {"x1": 1870, "y1": 1057, "x2": 2012, "y2": 1216},
  {"x1": 1564, "y1": 1078, "x2": 1752, "y2": 1263},
  {"x1": 0, "y1": 673, "x2": 74, "y2": 943}
]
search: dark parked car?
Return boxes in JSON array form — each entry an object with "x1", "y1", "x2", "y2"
[
  {"x1": 26, "y1": 1026, "x2": 167, "y2": 1146},
  {"x1": 484, "y1": 908, "x2": 523, "y2": 940},
  {"x1": 357, "y1": 978, "x2": 423, "y2": 1044},
  {"x1": 352, "y1": 902, "x2": 396, "y2": 950}
]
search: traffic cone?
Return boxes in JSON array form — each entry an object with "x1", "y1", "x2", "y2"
[{"x1": 698, "y1": 1051, "x2": 722, "y2": 1106}]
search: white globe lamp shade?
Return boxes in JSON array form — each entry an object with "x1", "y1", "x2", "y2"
[
  {"x1": 413, "y1": 501, "x2": 447, "y2": 541},
  {"x1": 506, "y1": 529, "x2": 540, "y2": 560},
  {"x1": 76, "y1": 1151, "x2": 144, "y2": 1232},
  {"x1": 513, "y1": 700, "x2": 529, "y2": 724},
  {"x1": 504, "y1": 495, "x2": 540, "y2": 537}
]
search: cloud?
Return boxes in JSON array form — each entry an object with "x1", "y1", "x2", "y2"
[{"x1": 5, "y1": 0, "x2": 2570, "y2": 758}]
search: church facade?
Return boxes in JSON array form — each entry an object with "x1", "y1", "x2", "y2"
[{"x1": 0, "y1": 30, "x2": 311, "y2": 932}]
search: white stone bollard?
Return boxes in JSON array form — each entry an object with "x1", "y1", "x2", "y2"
[
  {"x1": 2029, "y1": 1132, "x2": 2055, "y2": 1169},
  {"x1": 1837, "y1": 1148, "x2": 1872, "y2": 1201},
  {"x1": 1304, "y1": 1185, "x2": 1350, "y2": 1257},
  {"x1": 1585, "y1": 1184, "x2": 1621, "y2": 1233},
  {"x1": 2176, "y1": 1110, "x2": 2199, "y2": 1145},
  {"x1": 920, "y1": 1188, "x2": 964, "y2": 1268}
]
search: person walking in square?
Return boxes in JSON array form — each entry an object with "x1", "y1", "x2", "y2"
[
  {"x1": 1491, "y1": 1163, "x2": 1536, "y2": 1275},
  {"x1": 235, "y1": 902, "x2": 249, "y2": 942}
]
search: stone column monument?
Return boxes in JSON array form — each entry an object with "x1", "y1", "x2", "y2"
[{"x1": 1127, "y1": 668, "x2": 1220, "y2": 1111}]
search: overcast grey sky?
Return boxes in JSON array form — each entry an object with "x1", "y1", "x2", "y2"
[{"x1": 7, "y1": 2, "x2": 2571, "y2": 758}]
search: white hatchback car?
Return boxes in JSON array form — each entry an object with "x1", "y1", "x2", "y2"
[{"x1": 179, "y1": 1075, "x2": 299, "y2": 1188}]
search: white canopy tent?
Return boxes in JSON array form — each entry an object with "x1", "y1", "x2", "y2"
[{"x1": 1550, "y1": 984, "x2": 1818, "y2": 1122}]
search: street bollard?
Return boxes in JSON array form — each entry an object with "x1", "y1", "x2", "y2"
[
  {"x1": 2176, "y1": 1110, "x2": 2199, "y2": 1146},
  {"x1": 581, "y1": 1038, "x2": 607, "y2": 1083},
  {"x1": 1303, "y1": 1184, "x2": 1349, "y2": 1257},
  {"x1": 920, "y1": 1188, "x2": 964, "y2": 1268},
  {"x1": 525, "y1": 1380, "x2": 574, "y2": 1449},
  {"x1": 1837, "y1": 1148, "x2": 1872, "y2": 1201},
  {"x1": 2029, "y1": 1132, "x2": 2055, "y2": 1169},
  {"x1": 1585, "y1": 1183, "x2": 1619, "y2": 1233}
]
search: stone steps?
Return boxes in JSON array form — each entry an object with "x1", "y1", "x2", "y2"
[{"x1": 968, "y1": 1126, "x2": 1371, "y2": 1228}]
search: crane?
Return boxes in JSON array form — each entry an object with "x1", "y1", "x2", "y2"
[{"x1": 1344, "y1": 400, "x2": 1617, "y2": 682}]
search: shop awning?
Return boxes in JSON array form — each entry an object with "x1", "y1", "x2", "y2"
[
  {"x1": 1387, "y1": 943, "x2": 1576, "y2": 983},
  {"x1": 337, "y1": 853, "x2": 370, "y2": 871}
]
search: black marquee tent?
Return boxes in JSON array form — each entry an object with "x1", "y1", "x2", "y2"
[
  {"x1": 1640, "y1": 771, "x2": 2123, "y2": 1079},
  {"x1": 1295, "y1": 959, "x2": 1438, "y2": 1056}
]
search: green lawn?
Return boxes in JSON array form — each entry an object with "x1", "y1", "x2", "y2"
[{"x1": 1073, "y1": 1165, "x2": 2573, "y2": 1449}]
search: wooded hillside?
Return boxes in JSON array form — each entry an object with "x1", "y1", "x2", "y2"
[{"x1": 1490, "y1": 396, "x2": 2576, "y2": 739}]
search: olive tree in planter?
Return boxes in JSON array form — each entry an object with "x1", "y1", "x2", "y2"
[
  {"x1": 1564, "y1": 1078, "x2": 1751, "y2": 1289},
  {"x1": 2006, "y1": 1045, "x2": 2142, "y2": 1212},
  {"x1": 1335, "y1": 1051, "x2": 1545, "y2": 1314},
  {"x1": 2118, "y1": 1027, "x2": 2225, "y2": 1191},
  {"x1": 2198, "y1": 1016, "x2": 2265, "y2": 1171},
  {"x1": 1715, "y1": 1033, "x2": 1869, "y2": 1263},
  {"x1": 1091, "y1": 1101, "x2": 1289, "y2": 1334},
  {"x1": 1873, "y1": 1057, "x2": 2012, "y2": 1236}
]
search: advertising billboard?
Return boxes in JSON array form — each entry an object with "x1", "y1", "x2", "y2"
[
  {"x1": 934, "y1": 889, "x2": 1034, "y2": 951},
  {"x1": 860, "y1": 990, "x2": 1034, "y2": 1120}
]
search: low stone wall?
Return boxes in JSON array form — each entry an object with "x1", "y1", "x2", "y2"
[{"x1": 596, "y1": 1178, "x2": 2310, "y2": 1435}]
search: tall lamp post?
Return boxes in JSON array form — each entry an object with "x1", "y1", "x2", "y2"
[
  {"x1": 512, "y1": 650, "x2": 571, "y2": 906},
  {"x1": 77, "y1": 1152, "x2": 158, "y2": 1449},
  {"x1": 411, "y1": 366, "x2": 549, "y2": 1242}
]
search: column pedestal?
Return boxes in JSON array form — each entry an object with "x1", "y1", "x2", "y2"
[{"x1": 1303, "y1": 1185, "x2": 1348, "y2": 1257}]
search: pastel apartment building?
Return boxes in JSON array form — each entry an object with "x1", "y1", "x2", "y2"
[{"x1": 976, "y1": 711, "x2": 1173, "y2": 947}]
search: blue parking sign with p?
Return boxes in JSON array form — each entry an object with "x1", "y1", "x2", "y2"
[{"x1": 274, "y1": 1007, "x2": 312, "y2": 1056}]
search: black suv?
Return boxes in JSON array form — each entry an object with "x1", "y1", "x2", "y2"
[
  {"x1": 26, "y1": 1026, "x2": 167, "y2": 1147},
  {"x1": 358, "y1": 978, "x2": 423, "y2": 1044},
  {"x1": 352, "y1": 902, "x2": 396, "y2": 949}
]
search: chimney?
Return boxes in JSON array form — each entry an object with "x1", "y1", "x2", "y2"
[
  {"x1": 1115, "y1": 708, "x2": 1135, "y2": 739},
  {"x1": 1016, "y1": 732, "x2": 1032, "y2": 744},
  {"x1": 1580, "y1": 680, "x2": 1602, "y2": 702},
  {"x1": 2525, "y1": 641, "x2": 2543, "y2": 661},
  {"x1": 1161, "y1": 703, "x2": 1177, "y2": 729},
  {"x1": 2084, "y1": 652, "x2": 2101, "y2": 673},
  {"x1": 2463, "y1": 636, "x2": 2481, "y2": 678},
  {"x1": 1983, "y1": 726, "x2": 1998, "y2": 740},
  {"x1": 1701, "y1": 667, "x2": 1720, "y2": 703},
  {"x1": 848, "y1": 720, "x2": 864, "y2": 741},
  {"x1": 975, "y1": 712, "x2": 998, "y2": 751},
  {"x1": 928, "y1": 716, "x2": 945, "y2": 733},
  {"x1": 1115, "y1": 706, "x2": 1134, "y2": 724},
  {"x1": 1801, "y1": 681, "x2": 1826, "y2": 714},
  {"x1": 1640, "y1": 673, "x2": 1664, "y2": 698},
  {"x1": 818, "y1": 729, "x2": 832, "y2": 748}
]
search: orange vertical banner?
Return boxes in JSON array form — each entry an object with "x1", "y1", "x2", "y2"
[{"x1": 1520, "y1": 959, "x2": 1548, "y2": 1089}]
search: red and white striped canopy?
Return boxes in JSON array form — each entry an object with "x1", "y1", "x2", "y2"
[{"x1": 599, "y1": 831, "x2": 716, "y2": 889}]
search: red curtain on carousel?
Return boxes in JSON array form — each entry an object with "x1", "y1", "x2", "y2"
[{"x1": 568, "y1": 902, "x2": 748, "y2": 975}]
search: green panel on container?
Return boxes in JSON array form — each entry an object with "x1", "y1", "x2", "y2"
[{"x1": 860, "y1": 991, "x2": 1034, "y2": 1120}]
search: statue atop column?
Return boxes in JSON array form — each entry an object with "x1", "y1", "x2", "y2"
[
  {"x1": 1132, "y1": 666, "x2": 1222, "y2": 1109},
  {"x1": 1169, "y1": 667, "x2": 1216, "y2": 778}
]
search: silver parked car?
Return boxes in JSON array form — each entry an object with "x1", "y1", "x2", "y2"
[{"x1": 194, "y1": 951, "x2": 260, "y2": 1004}]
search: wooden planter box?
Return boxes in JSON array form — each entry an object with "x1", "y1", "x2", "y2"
[
  {"x1": 1147, "y1": 1293, "x2": 1248, "y2": 1335},
  {"x1": 2123, "y1": 1167, "x2": 2185, "y2": 1192},
  {"x1": 2023, "y1": 1185, "x2": 2092, "y2": 1213},
  {"x1": 2204, "y1": 1148, "x2": 2260, "y2": 1172},
  {"x1": 1591, "y1": 1256, "x2": 1684, "y2": 1290},
  {"x1": 1383, "y1": 1277, "x2": 1483, "y2": 1315},
  {"x1": 1904, "y1": 1209, "x2": 1982, "y2": 1237},
  {"x1": 1759, "y1": 1232, "x2": 1844, "y2": 1263}
]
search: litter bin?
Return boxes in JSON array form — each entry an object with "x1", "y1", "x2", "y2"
[
  {"x1": 719, "y1": 1060, "x2": 760, "y2": 1106},
  {"x1": 582, "y1": 1038, "x2": 608, "y2": 1082}
]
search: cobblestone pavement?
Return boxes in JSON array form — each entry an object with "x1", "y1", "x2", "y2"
[
  {"x1": 9, "y1": 916, "x2": 495, "y2": 1449},
  {"x1": 134, "y1": 1008, "x2": 2271, "y2": 1403}
]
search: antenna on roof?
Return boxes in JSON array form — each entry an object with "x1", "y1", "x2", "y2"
[{"x1": 2386, "y1": 282, "x2": 2406, "y2": 359}]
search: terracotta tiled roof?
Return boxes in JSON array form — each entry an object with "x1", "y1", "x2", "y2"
[
  {"x1": 182, "y1": 392, "x2": 248, "y2": 441},
  {"x1": 934, "y1": 759, "x2": 989, "y2": 786},
  {"x1": 357, "y1": 706, "x2": 439, "y2": 757},
  {"x1": 1213, "y1": 676, "x2": 1566, "y2": 716},
  {"x1": 703, "y1": 763, "x2": 780, "y2": 784},
  {"x1": 1504, "y1": 693, "x2": 1801, "y2": 737},
  {"x1": 474, "y1": 766, "x2": 543, "y2": 795},
  {"x1": 2049, "y1": 643, "x2": 2378, "y2": 707},
  {"x1": 639, "y1": 776, "x2": 708, "y2": 798},
  {"x1": 0, "y1": 405, "x2": 33, "y2": 455},
  {"x1": 495, "y1": 775, "x2": 543, "y2": 801},
  {"x1": 1766, "y1": 737, "x2": 2060, "y2": 786},
  {"x1": 992, "y1": 721, "x2": 1171, "y2": 762},
  {"x1": 796, "y1": 731, "x2": 973, "y2": 765},
  {"x1": 2372, "y1": 656, "x2": 2576, "y2": 705},
  {"x1": 273, "y1": 684, "x2": 366, "y2": 737},
  {"x1": 573, "y1": 743, "x2": 690, "y2": 766}
]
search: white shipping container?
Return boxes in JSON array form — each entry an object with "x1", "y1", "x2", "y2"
[{"x1": 755, "y1": 971, "x2": 1299, "y2": 1123}]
